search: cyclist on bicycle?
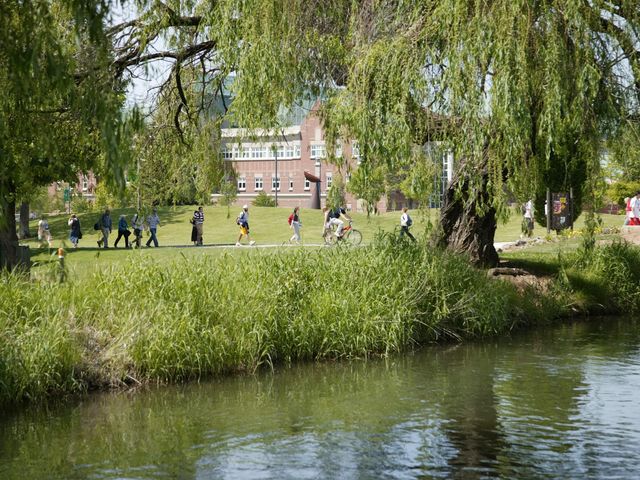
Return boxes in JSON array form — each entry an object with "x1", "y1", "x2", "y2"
[{"x1": 323, "y1": 205, "x2": 352, "y2": 239}]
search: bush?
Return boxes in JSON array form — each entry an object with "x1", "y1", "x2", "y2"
[{"x1": 252, "y1": 191, "x2": 276, "y2": 207}]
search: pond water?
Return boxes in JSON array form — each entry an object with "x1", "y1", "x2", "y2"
[{"x1": 1, "y1": 319, "x2": 639, "y2": 479}]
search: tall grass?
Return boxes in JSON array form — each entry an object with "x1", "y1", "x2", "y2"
[{"x1": 0, "y1": 236, "x2": 575, "y2": 405}]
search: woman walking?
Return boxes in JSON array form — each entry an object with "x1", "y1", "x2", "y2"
[
  {"x1": 288, "y1": 207, "x2": 302, "y2": 244},
  {"x1": 68, "y1": 214, "x2": 82, "y2": 248},
  {"x1": 190, "y1": 210, "x2": 198, "y2": 245}
]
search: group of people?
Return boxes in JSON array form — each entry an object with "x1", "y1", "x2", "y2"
[
  {"x1": 52, "y1": 204, "x2": 417, "y2": 250},
  {"x1": 190, "y1": 204, "x2": 257, "y2": 246},
  {"x1": 61, "y1": 208, "x2": 160, "y2": 249},
  {"x1": 624, "y1": 193, "x2": 640, "y2": 226}
]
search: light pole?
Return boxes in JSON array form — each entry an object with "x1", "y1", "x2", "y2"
[{"x1": 274, "y1": 146, "x2": 278, "y2": 207}]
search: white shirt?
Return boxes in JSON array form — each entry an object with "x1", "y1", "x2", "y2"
[
  {"x1": 632, "y1": 197, "x2": 640, "y2": 219},
  {"x1": 400, "y1": 213, "x2": 410, "y2": 227},
  {"x1": 524, "y1": 200, "x2": 533, "y2": 219}
]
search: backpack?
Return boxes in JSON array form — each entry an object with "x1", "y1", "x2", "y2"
[
  {"x1": 93, "y1": 222, "x2": 100, "y2": 231},
  {"x1": 521, "y1": 204, "x2": 527, "y2": 215},
  {"x1": 406, "y1": 215, "x2": 413, "y2": 227},
  {"x1": 288, "y1": 213, "x2": 294, "y2": 226}
]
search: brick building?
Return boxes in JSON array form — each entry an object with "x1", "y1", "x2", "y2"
[
  {"x1": 213, "y1": 101, "x2": 377, "y2": 211},
  {"x1": 214, "y1": 101, "x2": 454, "y2": 212}
]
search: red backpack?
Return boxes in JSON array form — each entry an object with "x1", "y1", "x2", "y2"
[{"x1": 287, "y1": 213, "x2": 294, "y2": 225}]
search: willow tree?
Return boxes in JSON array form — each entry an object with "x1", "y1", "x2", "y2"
[
  {"x1": 111, "y1": 0, "x2": 639, "y2": 265},
  {"x1": 0, "y1": 1, "x2": 134, "y2": 269}
]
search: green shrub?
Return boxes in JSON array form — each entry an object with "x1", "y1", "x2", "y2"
[{"x1": 252, "y1": 191, "x2": 276, "y2": 207}]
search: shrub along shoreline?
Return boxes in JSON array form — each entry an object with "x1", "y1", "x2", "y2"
[{"x1": 1, "y1": 235, "x2": 639, "y2": 405}]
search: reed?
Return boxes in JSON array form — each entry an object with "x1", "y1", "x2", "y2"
[{"x1": 1, "y1": 235, "x2": 606, "y2": 405}]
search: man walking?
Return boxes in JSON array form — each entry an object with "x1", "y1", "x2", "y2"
[
  {"x1": 236, "y1": 204, "x2": 255, "y2": 246},
  {"x1": 97, "y1": 209, "x2": 112, "y2": 249},
  {"x1": 400, "y1": 207, "x2": 416, "y2": 241},
  {"x1": 146, "y1": 208, "x2": 160, "y2": 247},
  {"x1": 193, "y1": 206, "x2": 204, "y2": 246}
]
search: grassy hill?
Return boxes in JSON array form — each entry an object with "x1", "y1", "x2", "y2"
[{"x1": 20, "y1": 204, "x2": 623, "y2": 279}]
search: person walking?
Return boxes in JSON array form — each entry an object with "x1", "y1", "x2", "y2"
[
  {"x1": 131, "y1": 211, "x2": 144, "y2": 248},
  {"x1": 37, "y1": 215, "x2": 52, "y2": 248},
  {"x1": 522, "y1": 199, "x2": 534, "y2": 237},
  {"x1": 236, "y1": 204, "x2": 255, "y2": 246},
  {"x1": 399, "y1": 207, "x2": 416, "y2": 241},
  {"x1": 193, "y1": 206, "x2": 204, "y2": 246},
  {"x1": 97, "y1": 209, "x2": 112, "y2": 249},
  {"x1": 114, "y1": 214, "x2": 131, "y2": 248},
  {"x1": 631, "y1": 192, "x2": 640, "y2": 226},
  {"x1": 189, "y1": 210, "x2": 198, "y2": 245},
  {"x1": 624, "y1": 197, "x2": 631, "y2": 226},
  {"x1": 288, "y1": 206, "x2": 302, "y2": 244},
  {"x1": 146, "y1": 208, "x2": 160, "y2": 247},
  {"x1": 68, "y1": 214, "x2": 82, "y2": 248}
]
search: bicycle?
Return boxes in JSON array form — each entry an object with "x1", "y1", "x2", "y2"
[{"x1": 323, "y1": 221, "x2": 362, "y2": 246}]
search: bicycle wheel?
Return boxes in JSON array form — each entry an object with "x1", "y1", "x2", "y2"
[
  {"x1": 347, "y1": 229, "x2": 362, "y2": 246},
  {"x1": 323, "y1": 231, "x2": 337, "y2": 245}
]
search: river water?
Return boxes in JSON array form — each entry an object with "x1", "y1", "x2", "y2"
[{"x1": 1, "y1": 318, "x2": 639, "y2": 479}]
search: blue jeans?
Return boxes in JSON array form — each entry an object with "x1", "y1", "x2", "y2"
[{"x1": 146, "y1": 228, "x2": 158, "y2": 247}]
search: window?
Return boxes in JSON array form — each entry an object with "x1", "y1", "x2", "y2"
[
  {"x1": 82, "y1": 175, "x2": 88, "y2": 192},
  {"x1": 311, "y1": 143, "x2": 326, "y2": 159},
  {"x1": 237, "y1": 176, "x2": 246, "y2": 191},
  {"x1": 335, "y1": 143, "x2": 343, "y2": 158},
  {"x1": 271, "y1": 174, "x2": 281, "y2": 191},
  {"x1": 273, "y1": 144, "x2": 301, "y2": 159},
  {"x1": 326, "y1": 172, "x2": 333, "y2": 190},
  {"x1": 352, "y1": 141, "x2": 361, "y2": 163},
  {"x1": 222, "y1": 147, "x2": 234, "y2": 159},
  {"x1": 345, "y1": 173, "x2": 351, "y2": 184},
  {"x1": 304, "y1": 178, "x2": 311, "y2": 190},
  {"x1": 255, "y1": 175, "x2": 263, "y2": 190},
  {"x1": 289, "y1": 175, "x2": 294, "y2": 191}
]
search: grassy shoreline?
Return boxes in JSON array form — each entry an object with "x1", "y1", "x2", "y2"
[{"x1": 3, "y1": 233, "x2": 639, "y2": 406}]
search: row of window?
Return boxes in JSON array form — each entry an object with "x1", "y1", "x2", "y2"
[
  {"x1": 222, "y1": 142, "x2": 361, "y2": 161},
  {"x1": 236, "y1": 173, "x2": 337, "y2": 192},
  {"x1": 223, "y1": 145, "x2": 302, "y2": 160}
]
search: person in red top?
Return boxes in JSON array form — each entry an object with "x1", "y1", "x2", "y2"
[{"x1": 625, "y1": 196, "x2": 631, "y2": 226}]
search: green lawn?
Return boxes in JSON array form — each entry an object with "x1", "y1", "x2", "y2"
[{"x1": 21, "y1": 205, "x2": 624, "y2": 279}]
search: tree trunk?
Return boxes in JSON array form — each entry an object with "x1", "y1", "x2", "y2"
[
  {"x1": 18, "y1": 202, "x2": 31, "y2": 239},
  {"x1": 436, "y1": 159, "x2": 499, "y2": 268},
  {"x1": 0, "y1": 193, "x2": 19, "y2": 270}
]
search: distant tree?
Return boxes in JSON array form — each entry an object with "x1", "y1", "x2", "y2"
[
  {"x1": 327, "y1": 172, "x2": 346, "y2": 210},
  {"x1": 347, "y1": 167, "x2": 385, "y2": 217}
]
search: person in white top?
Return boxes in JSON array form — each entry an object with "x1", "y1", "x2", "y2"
[
  {"x1": 631, "y1": 192, "x2": 640, "y2": 226},
  {"x1": 400, "y1": 207, "x2": 416, "y2": 241},
  {"x1": 37, "y1": 216, "x2": 52, "y2": 248},
  {"x1": 523, "y1": 199, "x2": 534, "y2": 237},
  {"x1": 146, "y1": 208, "x2": 160, "y2": 247}
]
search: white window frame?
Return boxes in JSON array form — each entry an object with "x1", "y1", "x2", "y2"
[
  {"x1": 271, "y1": 174, "x2": 281, "y2": 191},
  {"x1": 311, "y1": 143, "x2": 326, "y2": 159},
  {"x1": 255, "y1": 175, "x2": 263, "y2": 191},
  {"x1": 326, "y1": 172, "x2": 333, "y2": 190},
  {"x1": 237, "y1": 176, "x2": 246, "y2": 191},
  {"x1": 352, "y1": 141, "x2": 361, "y2": 164},
  {"x1": 82, "y1": 175, "x2": 88, "y2": 192},
  {"x1": 289, "y1": 175, "x2": 294, "y2": 191},
  {"x1": 304, "y1": 178, "x2": 311, "y2": 191},
  {"x1": 222, "y1": 147, "x2": 234, "y2": 159}
]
